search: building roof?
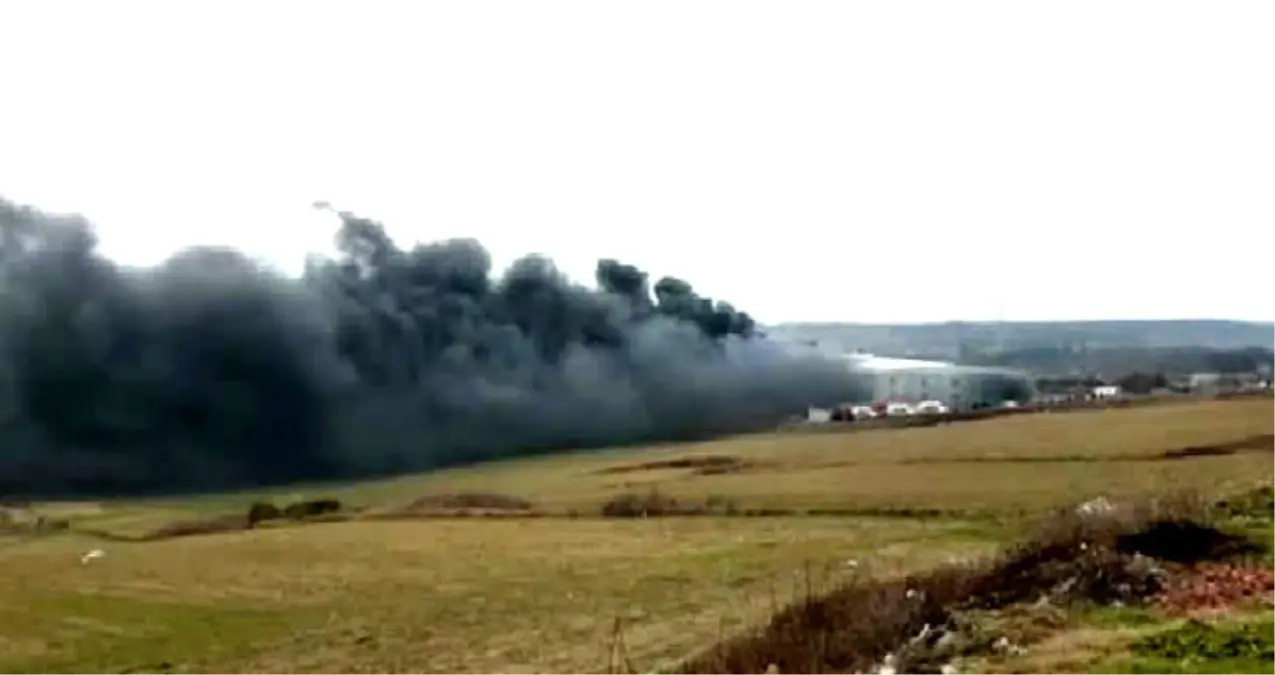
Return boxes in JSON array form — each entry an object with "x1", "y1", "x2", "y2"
[
  {"x1": 839, "y1": 353, "x2": 954, "y2": 371},
  {"x1": 772, "y1": 340, "x2": 1030, "y2": 378},
  {"x1": 840, "y1": 353, "x2": 1028, "y2": 377}
]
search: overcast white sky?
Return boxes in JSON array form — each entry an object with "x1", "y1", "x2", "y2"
[{"x1": 1, "y1": 1, "x2": 1271, "y2": 324}]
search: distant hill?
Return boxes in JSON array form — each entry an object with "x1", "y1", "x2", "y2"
[{"x1": 767, "y1": 320, "x2": 1275, "y2": 362}]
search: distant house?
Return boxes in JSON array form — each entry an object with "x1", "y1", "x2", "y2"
[
  {"x1": 1090, "y1": 385, "x2": 1122, "y2": 399},
  {"x1": 836, "y1": 353, "x2": 1034, "y2": 411},
  {"x1": 806, "y1": 406, "x2": 833, "y2": 423},
  {"x1": 1188, "y1": 372, "x2": 1223, "y2": 392}
]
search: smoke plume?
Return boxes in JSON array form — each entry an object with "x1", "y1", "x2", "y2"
[{"x1": 0, "y1": 197, "x2": 865, "y2": 495}]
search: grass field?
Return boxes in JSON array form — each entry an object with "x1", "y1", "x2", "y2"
[
  {"x1": 0, "y1": 397, "x2": 1271, "y2": 673},
  {"x1": 103, "y1": 397, "x2": 1274, "y2": 524}
]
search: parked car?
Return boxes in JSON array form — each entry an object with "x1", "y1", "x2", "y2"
[
  {"x1": 850, "y1": 405, "x2": 878, "y2": 420},
  {"x1": 914, "y1": 400, "x2": 949, "y2": 415},
  {"x1": 885, "y1": 402, "x2": 915, "y2": 417}
]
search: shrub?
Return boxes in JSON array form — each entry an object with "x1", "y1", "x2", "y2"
[
  {"x1": 282, "y1": 498, "x2": 343, "y2": 520},
  {"x1": 247, "y1": 501, "x2": 282, "y2": 526},
  {"x1": 682, "y1": 494, "x2": 1260, "y2": 674},
  {"x1": 600, "y1": 490, "x2": 709, "y2": 517},
  {"x1": 409, "y1": 492, "x2": 532, "y2": 511}
]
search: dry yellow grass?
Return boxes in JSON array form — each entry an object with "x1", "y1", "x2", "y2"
[
  {"x1": 0, "y1": 518, "x2": 999, "y2": 673},
  {"x1": 145, "y1": 396, "x2": 1272, "y2": 518},
  {"x1": 0, "y1": 396, "x2": 1270, "y2": 672}
]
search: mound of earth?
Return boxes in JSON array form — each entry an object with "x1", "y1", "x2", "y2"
[
  {"x1": 1161, "y1": 433, "x2": 1274, "y2": 459},
  {"x1": 597, "y1": 454, "x2": 762, "y2": 476},
  {"x1": 1115, "y1": 519, "x2": 1264, "y2": 563},
  {"x1": 385, "y1": 492, "x2": 537, "y2": 516},
  {"x1": 145, "y1": 514, "x2": 252, "y2": 540},
  {"x1": 143, "y1": 498, "x2": 348, "y2": 540},
  {"x1": 683, "y1": 499, "x2": 1269, "y2": 674}
]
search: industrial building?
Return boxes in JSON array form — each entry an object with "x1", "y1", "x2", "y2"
[
  {"x1": 838, "y1": 353, "x2": 1035, "y2": 410},
  {"x1": 774, "y1": 339, "x2": 1036, "y2": 411}
]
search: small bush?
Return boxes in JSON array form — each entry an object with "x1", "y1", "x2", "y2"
[
  {"x1": 600, "y1": 490, "x2": 711, "y2": 517},
  {"x1": 682, "y1": 494, "x2": 1259, "y2": 674},
  {"x1": 683, "y1": 565, "x2": 984, "y2": 674},
  {"x1": 743, "y1": 507, "x2": 797, "y2": 517},
  {"x1": 282, "y1": 498, "x2": 343, "y2": 520},
  {"x1": 368, "y1": 492, "x2": 537, "y2": 519},
  {"x1": 247, "y1": 501, "x2": 282, "y2": 526}
]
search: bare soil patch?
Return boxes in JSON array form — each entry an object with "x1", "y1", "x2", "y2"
[
  {"x1": 1153, "y1": 562, "x2": 1275, "y2": 616},
  {"x1": 363, "y1": 492, "x2": 540, "y2": 518},
  {"x1": 135, "y1": 498, "x2": 350, "y2": 541},
  {"x1": 596, "y1": 454, "x2": 766, "y2": 476},
  {"x1": 895, "y1": 433, "x2": 1275, "y2": 466},
  {"x1": 1114, "y1": 519, "x2": 1264, "y2": 563},
  {"x1": 409, "y1": 492, "x2": 532, "y2": 511},
  {"x1": 1160, "y1": 433, "x2": 1274, "y2": 460},
  {"x1": 143, "y1": 513, "x2": 253, "y2": 540}
]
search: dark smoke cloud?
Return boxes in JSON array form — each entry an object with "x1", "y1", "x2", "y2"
[{"x1": 0, "y1": 197, "x2": 866, "y2": 496}]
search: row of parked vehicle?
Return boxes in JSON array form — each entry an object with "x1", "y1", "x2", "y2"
[{"x1": 813, "y1": 399, "x2": 1021, "y2": 423}]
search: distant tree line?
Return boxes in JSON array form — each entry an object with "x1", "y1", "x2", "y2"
[
  {"x1": 1034, "y1": 372, "x2": 1169, "y2": 396},
  {"x1": 972, "y1": 345, "x2": 1274, "y2": 380}
]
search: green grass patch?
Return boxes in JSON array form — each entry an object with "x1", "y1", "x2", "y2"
[
  {"x1": 1135, "y1": 618, "x2": 1274, "y2": 661},
  {"x1": 1073, "y1": 602, "x2": 1161, "y2": 630},
  {"x1": 1093, "y1": 617, "x2": 1275, "y2": 674},
  {"x1": 0, "y1": 591, "x2": 319, "y2": 674}
]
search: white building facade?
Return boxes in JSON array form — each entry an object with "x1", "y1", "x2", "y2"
[{"x1": 839, "y1": 354, "x2": 1034, "y2": 410}]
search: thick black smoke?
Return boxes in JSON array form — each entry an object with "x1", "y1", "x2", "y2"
[{"x1": 0, "y1": 197, "x2": 866, "y2": 496}]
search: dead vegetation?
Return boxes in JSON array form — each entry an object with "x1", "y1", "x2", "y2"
[
  {"x1": 1160, "y1": 433, "x2": 1274, "y2": 460},
  {"x1": 599, "y1": 490, "x2": 735, "y2": 517},
  {"x1": 342, "y1": 491, "x2": 546, "y2": 521},
  {"x1": 386, "y1": 491, "x2": 538, "y2": 517},
  {"x1": 681, "y1": 494, "x2": 1268, "y2": 674},
  {"x1": 144, "y1": 513, "x2": 254, "y2": 540},
  {"x1": 137, "y1": 498, "x2": 349, "y2": 541},
  {"x1": 593, "y1": 490, "x2": 850, "y2": 518},
  {"x1": 408, "y1": 492, "x2": 532, "y2": 511},
  {"x1": 1153, "y1": 562, "x2": 1275, "y2": 616},
  {"x1": 282, "y1": 498, "x2": 344, "y2": 520},
  {"x1": 896, "y1": 433, "x2": 1275, "y2": 466},
  {"x1": 595, "y1": 493, "x2": 963, "y2": 520},
  {"x1": 597, "y1": 454, "x2": 764, "y2": 476},
  {"x1": 247, "y1": 501, "x2": 283, "y2": 526}
]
